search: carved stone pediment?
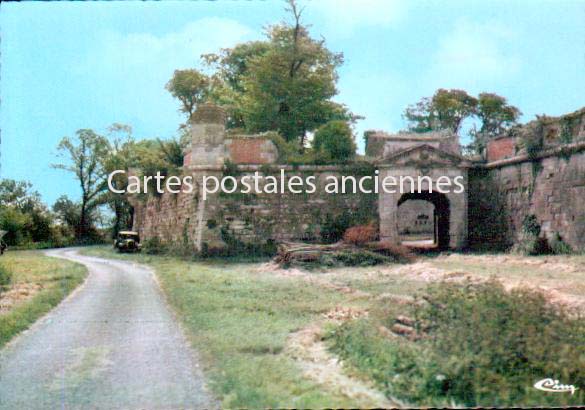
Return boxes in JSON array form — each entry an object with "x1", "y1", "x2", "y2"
[{"x1": 377, "y1": 144, "x2": 471, "y2": 168}]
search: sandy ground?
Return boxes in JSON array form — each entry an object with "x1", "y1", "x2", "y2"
[
  {"x1": 262, "y1": 253, "x2": 585, "y2": 408},
  {"x1": 0, "y1": 249, "x2": 216, "y2": 410}
]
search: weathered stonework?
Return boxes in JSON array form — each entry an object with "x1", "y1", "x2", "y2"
[
  {"x1": 131, "y1": 165, "x2": 376, "y2": 252},
  {"x1": 469, "y1": 143, "x2": 585, "y2": 251},
  {"x1": 132, "y1": 103, "x2": 585, "y2": 253}
]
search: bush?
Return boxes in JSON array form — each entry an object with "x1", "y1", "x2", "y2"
[
  {"x1": 330, "y1": 279, "x2": 585, "y2": 407},
  {"x1": 522, "y1": 214, "x2": 541, "y2": 237},
  {"x1": 0, "y1": 264, "x2": 12, "y2": 290},
  {"x1": 320, "y1": 212, "x2": 352, "y2": 244},
  {"x1": 142, "y1": 237, "x2": 166, "y2": 255},
  {"x1": 365, "y1": 241, "x2": 415, "y2": 263},
  {"x1": 513, "y1": 214, "x2": 549, "y2": 255},
  {"x1": 512, "y1": 236, "x2": 550, "y2": 256},
  {"x1": 343, "y1": 223, "x2": 378, "y2": 245},
  {"x1": 218, "y1": 226, "x2": 277, "y2": 258},
  {"x1": 313, "y1": 120, "x2": 356, "y2": 163},
  {"x1": 0, "y1": 207, "x2": 32, "y2": 246},
  {"x1": 549, "y1": 232, "x2": 573, "y2": 255},
  {"x1": 326, "y1": 249, "x2": 389, "y2": 267}
]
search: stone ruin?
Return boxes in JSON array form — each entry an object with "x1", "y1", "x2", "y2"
[{"x1": 130, "y1": 103, "x2": 585, "y2": 253}]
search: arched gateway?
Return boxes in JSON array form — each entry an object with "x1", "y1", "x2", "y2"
[{"x1": 370, "y1": 134, "x2": 471, "y2": 250}]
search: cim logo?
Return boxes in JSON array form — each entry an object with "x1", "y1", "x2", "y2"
[{"x1": 534, "y1": 378, "x2": 579, "y2": 395}]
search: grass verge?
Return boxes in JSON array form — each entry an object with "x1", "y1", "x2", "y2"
[
  {"x1": 328, "y1": 279, "x2": 585, "y2": 408},
  {"x1": 0, "y1": 250, "x2": 87, "y2": 348},
  {"x1": 80, "y1": 246, "x2": 360, "y2": 408}
]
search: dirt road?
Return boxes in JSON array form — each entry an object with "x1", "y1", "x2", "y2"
[{"x1": 0, "y1": 249, "x2": 216, "y2": 409}]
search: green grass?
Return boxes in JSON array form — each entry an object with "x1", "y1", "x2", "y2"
[
  {"x1": 79, "y1": 246, "x2": 585, "y2": 408},
  {"x1": 0, "y1": 250, "x2": 87, "y2": 348},
  {"x1": 80, "y1": 246, "x2": 360, "y2": 408},
  {"x1": 328, "y1": 279, "x2": 585, "y2": 408}
]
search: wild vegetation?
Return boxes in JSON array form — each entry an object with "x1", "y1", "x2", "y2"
[
  {"x1": 79, "y1": 246, "x2": 360, "y2": 408},
  {"x1": 329, "y1": 279, "x2": 585, "y2": 408},
  {"x1": 78, "y1": 245, "x2": 585, "y2": 408},
  {"x1": 403, "y1": 89, "x2": 521, "y2": 156}
]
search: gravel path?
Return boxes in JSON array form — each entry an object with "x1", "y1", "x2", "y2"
[{"x1": 0, "y1": 248, "x2": 217, "y2": 409}]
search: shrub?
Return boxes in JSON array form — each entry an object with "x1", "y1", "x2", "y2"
[
  {"x1": 320, "y1": 212, "x2": 351, "y2": 244},
  {"x1": 549, "y1": 232, "x2": 573, "y2": 255},
  {"x1": 521, "y1": 119, "x2": 545, "y2": 159},
  {"x1": 343, "y1": 223, "x2": 378, "y2": 245},
  {"x1": 328, "y1": 249, "x2": 389, "y2": 267},
  {"x1": 512, "y1": 236, "x2": 550, "y2": 256},
  {"x1": 330, "y1": 280, "x2": 585, "y2": 407},
  {"x1": 365, "y1": 241, "x2": 415, "y2": 263},
  {"x1": 313, "y1": 120, "x2": 356, "y2": 163},
  {"x1": 219, "y1": 226, "x2": 277, "y2": 258},
  {"x1": 0, "y1": 207, "x2": 32, "y2": 246},
  {"x1": 414, "y1": 279, "x2": 585, "y2": 406},
  {"x1": 0, "y1": 264, "x2": 12, "y2": 291},
  {"x1": 142, "y1": 237, "x2": 166, "y2": 255},
  {"x1": 522, "y1": 214, "x2": 541, "y2": 237},
  {"x1": 513, "y1": 214, "x2": 549, "y2": 255}
]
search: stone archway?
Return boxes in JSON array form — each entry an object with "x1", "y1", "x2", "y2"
[
  {"x1": 377, "y1": 145, "x2": 470, "y2": 250},
  {"x1": 397, "y1": 191, "x2": 450, "y2": 250}
]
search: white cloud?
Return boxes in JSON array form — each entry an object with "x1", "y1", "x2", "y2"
[
  {"x1": 71, "y1": 18, "x2": 256, "y2": 134},
  {"x1": 424, "y1": 19, "x2": 521, "y2": 93},
  {"x1": 308, "y1": 0, "x2": 408, "y2": 35}
]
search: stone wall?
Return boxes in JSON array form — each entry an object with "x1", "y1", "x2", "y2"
[
  {"x1": 468, "y1": 143, "x2": 585, "y2": 251},
  {"x1": 133, "y1": 102, "x2": 585, "y2": 254},
  {"x1": 131, "y1": 165, "x2": 377, "y2": 252}
]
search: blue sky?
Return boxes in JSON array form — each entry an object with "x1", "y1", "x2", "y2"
[{"x1": 1, "y1": 0, "x2": 584, "y2": 205}]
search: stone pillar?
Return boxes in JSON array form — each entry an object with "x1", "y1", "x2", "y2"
[{"x1": 189, "y1": 103, "x2": 227, "y2": 167}]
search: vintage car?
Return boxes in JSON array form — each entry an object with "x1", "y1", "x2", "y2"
[
  {"x1": 0, "y1": 230, "x2": 7, "y2": 255},
  {"x1": 113, "y1": 231, "x2": 142, "y2": 253}
]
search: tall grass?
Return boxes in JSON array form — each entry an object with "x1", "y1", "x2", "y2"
[{"x1": 329, "y1": 279, "x2": 585, "y2": 407}]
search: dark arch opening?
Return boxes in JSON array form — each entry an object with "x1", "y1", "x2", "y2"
[{"x1": 397, "y1": 191, "x2": 450, "y2": 250}]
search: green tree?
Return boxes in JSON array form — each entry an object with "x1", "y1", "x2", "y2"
[
  {"x1": 404, "y1": 89, "x2": 478, "y2": 134},
  {"x1": 203, "y1": 41, "x2": 271, "y2": 129},
  {"x1": 241, "y1": 1, "x2": 346, "y2": 146},
  {"x1": 0, "y1": 179, "x2": 53, "y2": 243},
  {"x1": 166, "y1": 69, "x2": 211, "y2": 122},
  {"x1": 193, "y1": 0, "x2": 356, "y2": 150},
  {"x1": 313, "y1": 120, "x2": 356, "y2": 162},
  {"x1": 52, "y1": 195, "x2": 81, "y2": 230},
  {"x1": 0, "y1": 179, "x2": 42, "y2": 212},
  {"x1": 469, "y1": 93, "x2": 521, "y2": 155},
  {"x1": 53, "y1": 129, "x2": 111, "y2": 239},
  {"x1": 102, "y1": 124, "x2": 137, "y2": 237},
  {"x1": 0, "y1": 207, "x2": 32, "y2": 246}
]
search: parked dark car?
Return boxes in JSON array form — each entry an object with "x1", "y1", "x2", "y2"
[{"x1": 114, "y1": 231, "x2": 141, "y2": 253}]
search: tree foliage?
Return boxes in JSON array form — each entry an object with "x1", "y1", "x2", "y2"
[
  {"x1": 173, "y1": 0, "x2": 357, "y2": 154},
  {"x1": 166, "y1": 69, "x2": 211, "y2": 121},
  {"x1": 53, "y1": 129, "x2": 111, "y2": 239},
  {"x1": 313, "y1": 120, "x2": 356, "y2": 162},
  {"x1": 404, "y1": 89, "x2": 521, "y2": 156},
  {"x1": 470, "y1": 93, "x2": 522, "y2": 155},
  {"x1": 404, "y1": 89, "x2": 478, "y2": 134},
  {"x1": 0, "y1": 179, "x2": 53, "y2": 245},
  {"x1": 239, "y1": 2, "x2": 346, "y2": 146}
]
